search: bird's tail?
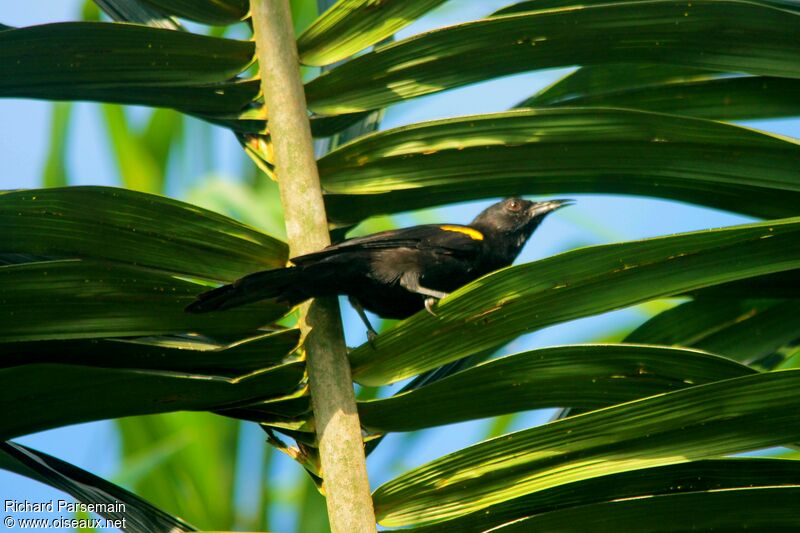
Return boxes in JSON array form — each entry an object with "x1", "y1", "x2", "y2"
[{"x1": 185, "y1": 267, "x2": 303, "y2": 313}]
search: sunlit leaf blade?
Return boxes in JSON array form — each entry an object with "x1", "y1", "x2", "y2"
[
  {"x1": 528, "y1": 75, "x2": 800, "y2": 120},
  {"x1": 0, "y1": 260, "x2": 288, "y2": 342},
  {"x1": 139, "y1": 0, "x2": 249, "y2": 25},
  {"x1": 0, "y1": 441, "x2": 197, "y2": 532},
  {"x1": 351, "y1": 218, "x2": 800, "y2": 386},
  {"x1": 221, "y1": 393, "x2": 313, "y2": 431},
  {"x1": 373, "y1": 370, "x2": 800, "y2": 526},
  {"x1": 0, "y1": 22, "x2": 254, "y2": 93},
  {"x1": 310, "y1": 111, "x2": 374, "y2": 137},
  {"x1": 94, "y1": 0, "x2": 183, "y2": 30},
  {"x1": 493, "y1": 0, "x2": 800, "y2": 16},
  {"x1": 494, "y1": 487, "x2": 800, "y2": 532},
  {"x1": 1, "y1": 187, "x2": 287, "y2": 282},
  {"x1": 305, "y1": 1, "x2": 800, "y2": 114},
  {"x1": 627, "y1": 299, "x2": 800, "y2": 365},
  {"x1": 0, "y1": 361, "x2": 304, "y2": 439},
  {"x1": 358, "y1": 345, "x2": 754, "y2": 432},
  {"x1": 404, "y1": 459, "x2": 800, "y2": 533},
  {"x1": 297, "y1": 0, "x2": 447, "y2": 66},
  {"x1": 319, "y1": 108, "x2": 800, "y2": 224},
  {"x1": 1, "y1": 329, "x2": 300, "y2": 376},
  {"x1": 523, "y1": 64, "x2": 714, "y2": 106}
]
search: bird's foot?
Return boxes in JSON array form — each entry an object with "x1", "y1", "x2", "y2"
[
  {"x1": 366, "y1": 327, "x2": 379, "y2": 348},
  {"x1": 424, "y1": 297, "x2": 439, "y2": 317}
]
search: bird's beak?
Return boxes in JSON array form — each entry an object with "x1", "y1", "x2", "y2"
[{"x1": 529, "y1": 199, "x2": 574, "y2": 217}]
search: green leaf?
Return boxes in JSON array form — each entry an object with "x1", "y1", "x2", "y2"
[
  {"x1": 523, "y1": 64, "x2": 713, "y2": 106},
  {"x1": 372, "y1": 370, "x2": 800, "y2": 526},
  {"x1": 404, "y1": 459, "x2": 800, "y2": 532},
  {"x1": 94, "y1": 0, "x2": 183, "y2": 30},
  {"x1": 142, "y1": 108, "x2": 184, "y2": 179},
  {"x1": 0, "y1": 22, "x2": 254, "y2": 94},
  {"x1": 688, "y1": 270, "x2": 800, "y2": 299},
  {"x1": 0, "y1": 441, "x2": 197, "y2": 532},
  {"x1": 627, "y1": 299, "x2": 800, "y2": 365},
  {"x1": 626, "y1": 299, "x2": 772, "y2": 346},
  {"x1": 1, "y1": 329, "x2": 300, "y2": 376},
  {"x1": 1, "y1": 186, "x2": 287, "y2": 281},
  {"x1": 139, "y1": 0, "x2": 249, "y2": 25},
  {"x1": 304, "y1": 1, "x2": 800, "y2": 113},
  {"x1": 358, "y1": 345, "x2": 754, "y2": 433},
  {"x1": 527, "y1": 75, "x2": 800, "y2": 121},
  {"x1": 0, "y1": 260, "x2": 288, "y2": 342},
  {"x1": 41, "y1": 102, "x2": 72, "y2": 188},
  {"x1": 350, "y1": 217, "x2": 800, "y2": 386},
  {"x1": 297, "y1": 0, "x2": 447, "y2": 66},
  {"x1": 114, "y1": 412, "x2": 241, "y2": 529},
  {"x1": 492, "y1": 487, "x2": 800, "y2": 532},
  {"x1": 101, "y1": 105, "x2": 164, "y2": 193},
  {"x1": 0, "y1": 361, "x2": 304, "y2": 439},
  {"x1": 27, "y1": 79, "x2": 261, "y2": 121},
  {"x1": 319, "y1": 108, "x2": 800, "y2": 224},
  {"x1": 493, "y1": 0, "x2": 800, "y2": 16}
]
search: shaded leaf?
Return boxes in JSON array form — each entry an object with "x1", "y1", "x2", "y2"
[
  {"x1": 405, "y1": 459, "x2": 800, "y2": 532},
  {"x1": 527, "y1": 75, "x2": 800, "y2": 121},
  {"x1": 1, "y1": 329, "x2": 300, "y2": 377},
  {"x1": 689, "y1": 270, "x2": 800, "y2": 299},
  {"x1": 139, "y1": 0, "x2": 249, "y2": 25},
  {"x1": 319, "y1": 108, "x2": 800, "y2": 224},
  {"x1": 492, "y1": 487, "x2": 800, "y2": 532},
  {"x1": 358, "y1": 345, "x2": 754, "y2": 432},
  {"x1": 373, "y1": 370, "x2": 800, "y2": 526},
  {"x1": 24, "y1": 79, "x2": 261, "y2": 122},
  {"x1": 0, "y1": 22, "x2": 253, "y2": 95},
  {"x1": 94, "y1": 0, "x2": 183, "y2": 30},
  {"x1": 305, "y1": 1, "x2": 800, "y2": 113},
  {"x1": 627, "y1": 299, "x2": 800, "y2": 365},
  {"x1": 351, "y1": 217, "x2": 800, "y2": 385},
  {"x1": 494, "y1": 0, "x2": 800, "y2": 16},
  {"x1": 1, "y1": 186, "x2": 287, "y2": 281},
  {"x1": 520, "y1": 64, "x2": 713, "y2": 107},
  {"x1": 0, "y1": 360, "x2": 304, "y2": 439},
  {"x1": 0, "y1": 441, "x2": 196, "y2": 532},
  {"x1": 298, "y1": 0, "x2": 446, "y2": 66},
  {"x1": 0, "y1": 260, "x2": 288, "y2": 342}
]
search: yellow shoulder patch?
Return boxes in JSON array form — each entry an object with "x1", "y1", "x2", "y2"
[{"x1": 440, "y1": 225, "x2": 484, "y2": 241}]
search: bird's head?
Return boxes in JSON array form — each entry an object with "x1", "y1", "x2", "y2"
[
  {"x1": 472, "y1": 197, "x2": 572, "y2": 234},
  {"x1": 470, "y1": 197, "x2": 573, "y2": 258}
]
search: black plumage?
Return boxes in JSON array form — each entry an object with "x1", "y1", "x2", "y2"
[{"x1": 186, "y1": 198, "x2": 571, "y2": 337}]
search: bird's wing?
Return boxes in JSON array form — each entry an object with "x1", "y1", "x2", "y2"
[{"x1": 291, "y1": 224, "x2": 485, "y2": 265}]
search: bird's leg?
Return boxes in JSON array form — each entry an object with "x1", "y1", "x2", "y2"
[
  {"x1": 348, "y1": 296, "x2": 379, "y2": 344},
  {"x1": 400, "y1": 273, "x2": 449, "y2": 316}
]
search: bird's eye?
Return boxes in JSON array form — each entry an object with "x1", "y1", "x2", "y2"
[{"x1": 506, "y1": 199, "x2": 522, "y2": 212}]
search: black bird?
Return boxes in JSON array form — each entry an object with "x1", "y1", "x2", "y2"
[{"x1": 186, "y1": 198, "x2": 571, "y2": 338}]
